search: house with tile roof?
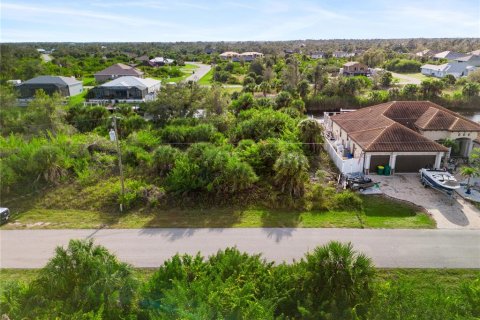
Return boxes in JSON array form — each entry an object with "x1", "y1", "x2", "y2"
[
  {"x1": 94, "y1": 63, "x2": 144, "y2": 83},
  {"x1": 323, "y1": 101, "x2": 480, "y2": 174},
  {"x1": 219, "y1": 51, "x2": 263, "y2": 62}
]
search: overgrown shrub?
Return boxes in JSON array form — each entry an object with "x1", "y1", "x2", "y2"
[{"x1": 332, "y1": 191, "x2": 363, "y2": 211}]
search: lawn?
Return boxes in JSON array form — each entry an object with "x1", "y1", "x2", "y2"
[
  {"x1": 82, "y1": 76, "x2": 95, "y2": 86},
  {"x1": 222, "y1": 86, "x2": 243, "y2": 94},
  {"x1": 198, "y1": 68, "x2": 213, "y2": 85},
  {"x1": 1, "y1": 194, "x2": 434, "y2": 230},
  {"x1": 68, "y1": 90, "x2": 88, "y2": 106},
  {"x1": 401, "y1": 72, "x2": 428, "y2": 81},
  {"x1": 181, "y1": 63, "x2": 199, "y2": 70}
]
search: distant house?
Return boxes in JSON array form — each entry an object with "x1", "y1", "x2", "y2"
[
  {"x1": 219, "y1": 51, "x2": 239, "y2": 61},
  {"x1": 94, "y1": 63, "x2": 144, "y2": 83},
  {"x1": 421, "y1": 54, "x2": 480, "y2": 78},
  {"x1": 310, "y1": 51, "x2": 326, "y2": 59},
  {"x1": 341, "y1": 61, "x2": 370, "y2": 76},
  {"x1": 421, "y1": 63, "x2": 466, "y2": 78},
  {"x1": 333, "y1": 51, "x2": 355, "y2": 58},
  {"x1": 16, "y1": 76, "x2": 83, "y2": 101},
  {"x1": 147, "y1": 57, "x2": 175, "y2": 67},
  {"x1": 432, "y1": 51, "x2": 465, "y2": 61},
  {"x1": 136, "y1": 55, "x2": 150, "y2": 63},
  {"x1": 89, "y1": 76, "x2": 160, "y2": 103},
  {"x1": 238, "y1": 52, "x2": 264, "y2": 62},
  {"x1": 415, "y1": 49, "x2": 437, "y2": 58},
  {"x1": 469, "y1": 49, "x2": 480, "y2": 56},
  {"x1": 36, "y1": 48, "x2": 55, "y2": 54},
  {"x1": 219, "y1": 51, "x2": 263, "y2": 62}
]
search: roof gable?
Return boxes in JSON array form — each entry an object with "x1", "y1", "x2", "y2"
[
  {"x1": 100, "y1": 76, "x2": 160, "y2": 89},
  {"x1": 364, "y1": 123, "x2": 447, "y2": 152},
  {"x1": 23, "y1": 75, "x2": 81, "y2": 86},
  {"x1": 330, "y1": 101, "x2": 480, "y2": 153},
  {"x1": 95, "y1": 63, "x2": 143, "y2": 76}
]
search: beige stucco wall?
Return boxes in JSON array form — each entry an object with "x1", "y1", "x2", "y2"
[
  {"x1": 421, "y1": 130, "x2": 478, "y2": 141},
  {"x1": 330, "y1": 122, "x2": 363, "y2": 158}
]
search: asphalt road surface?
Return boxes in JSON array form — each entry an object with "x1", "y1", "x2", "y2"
[
  {"x1": 1, "y1": 228, "x2": 479, "y2": 269},
  {"x1": 183, "y1": 62, "x2": 211, "y2": 82}
]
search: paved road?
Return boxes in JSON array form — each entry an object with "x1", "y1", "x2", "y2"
[
  {"x1": 183, "y1": 62, "x2": 211, "y2": 83},
  {"x1": 1, "y1": 228, "x2": 479, "y2": 268}
]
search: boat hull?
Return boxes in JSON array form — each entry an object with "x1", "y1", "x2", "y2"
[{"x1": 420, "y1": 169, "x2": 460, "y2": 192}]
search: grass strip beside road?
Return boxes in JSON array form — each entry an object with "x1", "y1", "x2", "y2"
[
  {"x1": 198, "y1": 68, "x2": 213, "y2": 85},
  {"x1": 1, "y1": 196, "x2": 434, "y2": 230}
]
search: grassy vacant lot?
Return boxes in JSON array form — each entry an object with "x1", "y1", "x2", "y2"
[
  {"x1": 1, "y1": 195, "x2": 434, "y2": 230},
  {"x1": 401, "y1": 72, "x2": 428, "y2": 80}
]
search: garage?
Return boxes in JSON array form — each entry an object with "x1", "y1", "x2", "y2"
[
  {"x1": 369, "y1": 155, "x2": 390, "y2": 173},
  {"x1": 394, "y1": 155, "x2": 436, "y2": 173}
]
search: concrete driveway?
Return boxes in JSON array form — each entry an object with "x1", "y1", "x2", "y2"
[{"x1": 371, "y1": 174, "x2": 480, "y2": 229}]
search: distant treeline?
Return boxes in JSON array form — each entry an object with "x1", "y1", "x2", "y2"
[{"x1": 2, "y1": 38, "x2": 479, "y2": 59}]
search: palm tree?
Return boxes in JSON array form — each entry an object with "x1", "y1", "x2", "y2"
[
  {"x1": 461, "y1": 166, "x2": 477, "y2": 194},
  {"x1": 274, "y1": 152, "x2": 309, "y2": 197},
  {"x1": 301, "y1": 241, "x2": 375, "y2": 318},
  {"x1": 298, "y1": 118, "x2": 324, "y2": 155},
  {"x1": 259, "y1": 81, "x2": 270, "y2": 97}
]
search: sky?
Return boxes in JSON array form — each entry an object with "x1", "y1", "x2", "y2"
[{"x1": 1, "y1": 0, "x2": 479, "y2": 42}]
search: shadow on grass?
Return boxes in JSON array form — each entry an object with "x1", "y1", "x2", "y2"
[
  {"x1": 260, "y1": 209, "x2": 301, "y2": 228},
  {"x1": 362, "y1": 195, "x2": 418, "y2": 218},
  {"x1": 142, "y1": 208, "x2": 244, "y2": 229}
]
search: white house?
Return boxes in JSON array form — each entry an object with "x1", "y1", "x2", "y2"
[
  {"x1": 310, "y1": 51, "x2": 326, "y2": 59},
  {"x1": 421, "y1": 54, "x2": 480, "y2": 78},
  {"x1": 332, "y1": 51, "x2": 355, "y2": 58}
]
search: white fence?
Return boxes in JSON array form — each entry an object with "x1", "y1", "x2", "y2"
[{"x1": 324, "y1": 138, "x2": 364, "y2": 174}]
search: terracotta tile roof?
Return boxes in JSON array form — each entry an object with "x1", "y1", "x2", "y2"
[
  {"x1": 361, "y1": 123, "x2": 448, "y2": 152},
  {"x1": 330, "y1": 101, "x2": 480, "y2": 153}
]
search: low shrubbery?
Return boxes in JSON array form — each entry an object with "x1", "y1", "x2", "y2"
[{"x1": 2, "y1": 239, "x2": 478, "y2": 320}]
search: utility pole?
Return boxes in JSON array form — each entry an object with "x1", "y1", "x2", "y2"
[{"x1": 110, "y1": 116, "x2": 125, "y2": 213}]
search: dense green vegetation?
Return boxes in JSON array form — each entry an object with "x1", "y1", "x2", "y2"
[{"x1": 1, "y1": 240, "x2": 478, "y2": 319}]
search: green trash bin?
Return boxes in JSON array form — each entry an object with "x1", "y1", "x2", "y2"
[
  {"x1": 384, "y1": 164, "x2": 391, "y2": 176},
  {"x1": 377, "y1": 165, "x2": 385, "y2": 175}
]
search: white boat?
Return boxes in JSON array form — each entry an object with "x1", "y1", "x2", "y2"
[{"x1": 419, "y1": 169, "x2": 460, "y2": 192}]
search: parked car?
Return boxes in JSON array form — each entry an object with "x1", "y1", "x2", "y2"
[{"x1": 0, "y1": 207, "x2": 10, "y2": 224}]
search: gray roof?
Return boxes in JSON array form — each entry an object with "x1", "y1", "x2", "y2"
[
  {"x1": 94, "y1": 63, "x2": 144, "y2": 76},
  {"x1": 99, "y1": 76, "x2": 160, "y2": 90},
  {"x1": 23, "y1": 76, "x2": 81, "y2": 86},
  {"x1": 434, "y1": 51, "x2": 465, "y2": 60}
]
